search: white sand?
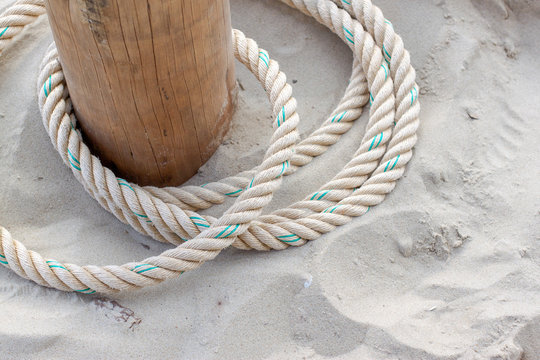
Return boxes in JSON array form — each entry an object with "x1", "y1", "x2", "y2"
[{"x1": 0, "y1": 0, "x2": 539, "y2": 358}]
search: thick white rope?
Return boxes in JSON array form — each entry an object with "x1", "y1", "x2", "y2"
[{"x1": 0, "y1": 0, "x2": 419, "y2": 294}]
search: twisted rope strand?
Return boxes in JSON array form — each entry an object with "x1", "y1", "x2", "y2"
[{"x1": 0, "y1": 0, "x2": 420, "y2": 293}]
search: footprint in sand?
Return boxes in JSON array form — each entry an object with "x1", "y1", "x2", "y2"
[{"x1": 482, "y1": 101, "x2": 528, "y2": 170}]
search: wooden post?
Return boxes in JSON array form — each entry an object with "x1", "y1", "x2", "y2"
[{"x1": 44, "y1": 0, "x2": 236, "y2": 186}]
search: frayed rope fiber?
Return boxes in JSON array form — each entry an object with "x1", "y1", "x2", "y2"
[{"x1": 0, "y1": 0, "x2": 419, "y2": 294}]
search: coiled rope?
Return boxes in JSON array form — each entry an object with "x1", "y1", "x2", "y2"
[{"x1": 0, "y1": 0, "x2": 420, "y2": 294}]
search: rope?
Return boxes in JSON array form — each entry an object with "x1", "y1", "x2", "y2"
[{"x1": 0, "y1": 0, "x2": 420, "y2": 294}]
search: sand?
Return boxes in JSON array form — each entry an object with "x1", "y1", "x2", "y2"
[{"x1": 0, "y1": 0, "x2": 539, "y2": 359}]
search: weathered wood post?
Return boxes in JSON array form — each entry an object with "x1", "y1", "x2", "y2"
[{"x1": 44, "y1": 0, "x2": 236, "y2": 186}]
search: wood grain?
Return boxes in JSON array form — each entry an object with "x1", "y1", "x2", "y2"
[{"x1": 44, "y1": 0, "x2": 236, "y2": 186}]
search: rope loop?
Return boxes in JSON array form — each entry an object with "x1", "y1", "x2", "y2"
[{"x1": 0, "y1": 0, "x2": 420, "y2": 294}]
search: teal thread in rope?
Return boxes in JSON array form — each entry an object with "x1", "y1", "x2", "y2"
[
  {"x1": 330, "y1": 111, "x2": 347, "y2": 123},
  {"x1": 190, "y1": 216, "x2": 210, "y2": 228},
  {"x1": 0, "y1": 26, "x2": 8, "y2": 38},
  {"x1": 276, "y1": 160, "x2": 289, "y2": 178},
  {"x1": 410, "y1": 87, "x2": 418, "y2": 106},
  {"x1": 68, "y1": 160, "x2": 80, "y2": 171},
  {"x1": 43, "y1": 75, "x2": 52, "y2": 97},
  {"x1": 133, "y1": 211, "x2": 151, "y2": 222},
  {"x1": 343, "y1": 26, "x2": 354, "y2": 44},
  {"x1": 67, "y1": 149, "x2": 80, "y2": 165},
  {"x1": 116, "y1": 178, "x2": 151, "y2": 223},
  {"x1": 310, "y1": 190, "x2": 330, "y2": 201},
  {"x1": 189, "y1": 216, "x2": 207, "y2": 221},
  {"x1": 75, "y1": 288, "x2": 96, "y2": 294},
  {"x1": 384, "y1": 20, "x2": 393, "y2": 27},
  {"x1": 368, "y1": 132, "x2": 383, "y2": 151},
  {"x1": 225, "y1": 189, "x2": 243, "y2": 196},
  {"x1": 215, "y1": 224, "x2": 240, "y2": 239},
  {"x1": 383, "y1": 154, "x2": 400, "y2": 172},
  {"x1": 323, "y1": 205, "x2": 340, "y2": 213},
  {"x1": 132, "y1": 263, "x2": 148, "y2": 270},
  {"x1": 117, "y1": 178, "x2": 134, "y2": 191},
  {"x1": 276, "y1": 106, "x2": 286, "y2": 127},
  {"x1": 131, "y1": 263, "x2": 159, "y2": 274},
  {"x1": 0, "y1": 253, "x2": 7, "y2": 265},
  {"x1": 259, "y1": 51, "x2": 269, "y2": 67},
  {"x1": 129, "y1": 208, "x2": 151, "y2": 223},
  {"x1": 137, "y1": 267, "x2": 158, "y2": 274},
  {"x1": 46, "y1": 260, "x2": 68, "y2": 271},
  {"x1": 277, "y1": 234, "x2": 301, "y2": 243},
  {"x1": 369, "y1": 92, "x2": 374, "y2": 105},
  {"x1": 342, "y1": 0, "x2": 351, "y2": 4},
  {"x1": 67, "y1": 149, "x2": 81, "y2": 171},
  {"x1": 381, "y1": 63, "x2": 388, "y2": 80},
  {"x1": 382, "y1": 44, "x2": 391, "y2": 61}
]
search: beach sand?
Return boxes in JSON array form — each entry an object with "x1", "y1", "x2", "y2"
[{"x1": 0, "y1": 0, "x2": 538, "y2": 358}]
